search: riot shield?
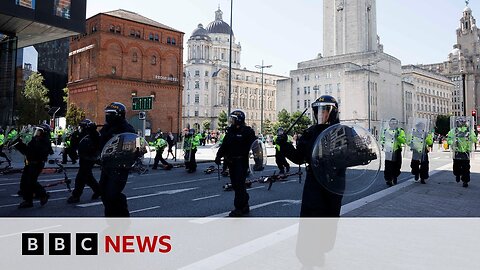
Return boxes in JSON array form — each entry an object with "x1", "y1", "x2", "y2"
[
  {"x1": 380, "y1": 119, "x2": 402, "y2": 161},
  {"x1": 311, "y1": 124, "x2": 381, "y2": 196},
  {"x1": 449, "y1": 116, "x2": 475, "y2": 160},
  {"x1": 101, "y1": 133, "x2": 152, "y2": 171},
  {"x1": 248, "y1": 139, "x2": 268, "y2": 177},
  {"x1": 405, "y1": 118, "x2": 430, "y2": 161}
]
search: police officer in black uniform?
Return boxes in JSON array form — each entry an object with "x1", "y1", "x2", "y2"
[
  {"x1": 215, "y1": 110, "x2": 257, "y2": 217},
  {"x1": 99, "y1": 102, "x2": 135, "y2": 217},
  {"x1": 277, "y1": 95, "x2": 343, "y2": 217},
  {"x1": 67, "y1": 119, "x2": 101, "y2": 203},
  {"x1": 15, "y1": 124, "x2": 53, "y2": 208}
]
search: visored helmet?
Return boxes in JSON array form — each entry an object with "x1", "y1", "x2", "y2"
[
  {"x1": 34, "y1": 123, "x2": 51, "y2": 137},
  {"x1": 105, "y1": 102, "x2": 126, "y2": 125},
  {"x1": 229, "y1": 110, "x2": 246, "y2": 127},
  {"x1": 389, "y1": 118, "x2": 399, "y2": 129},
  {"x1": 79, "y1": 119, "x2": 97, "y2": 133},
  {"x1": 456, "y1": 116, "x2": 467, "y2": 127},
  {"x1": 312, "y1": 95, "x2": 339, "y2": 125}
]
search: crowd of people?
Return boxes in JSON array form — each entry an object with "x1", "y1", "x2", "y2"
[{"x1": 1, "y1": 95, "x2": 479, "y2": 218}]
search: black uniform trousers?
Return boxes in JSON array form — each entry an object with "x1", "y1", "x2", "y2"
[
  {"x1": 184, "y1": 149, "x2": 197, "y2": 171},
  {"x1": 62, "y1": 147, "x2": 78, "y2": 163},
  {"x1": 453, "y1": 159, "x2": 471, "y2": 183},
  {"x1": 99, "y1": 169, "x2": 129, "y2": 217},
  {"x1": 384, "y1": 149, "x2": 402, "y2": 181},
  {"x1": 153, "y1": 151, "x2": 169, "y2": 169},
  {"x1": 72, "y1": 159, "x2": 100, "y2": 198},
  {"x1": 275, "y1": 150, "x2": 290, "y2": 173},
  {"x1": 228, "y1": 160, "x2": 250, "y2": 210},
  {"x1": 20, "y1": 162, "x2": 47, "y2": 202},
  {"x1": 410, "y1": 153, "x2": 430, "y2": 180},
  {"x1": 300, "y1": 170, "x2": 343, "y2": 217}
]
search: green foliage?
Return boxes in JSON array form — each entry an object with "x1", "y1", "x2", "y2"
[
  {"x1": 435, "y1": 114, "x2": 451, "y2": 136},
  {"x1": 277, "y1": 109, "x2": 291, "y2": 130},
  {"x1": 263, "y1": 119, "x2": 274, "y2": 135},
  {"x1": 63, "y1": 87, "x2": 69, "y2": 104},
  {"x1": 65, "y1": 103, "x2": 86, "y2": 127},
  {"x1": 218, "y1": 110, "x2": 228, "y2": 131},
  {"x1": 17, "y1": 72, "x2": 50, "y2": 125},
  {"x1": 202, "y1": 120, "x2": 211, "y2": 131},
  {"x1": 290, "y1": 111, "x2": 312, "y2": 134}
]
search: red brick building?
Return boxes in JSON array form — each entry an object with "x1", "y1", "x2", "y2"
[{"x1": 68, "y1": 9, "x2": 184, "y2": 136}]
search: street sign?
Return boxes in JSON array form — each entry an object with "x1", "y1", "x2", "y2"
[{"x1": 132, "y1": 96, "x2": 153, "y2": 111}]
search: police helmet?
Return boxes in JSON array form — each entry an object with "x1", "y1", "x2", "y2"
[
  {"x1": 389, "y1": 118, "x2": 399, "y2": 129},
  {"x1": 456, "y1": 117, "x2": 467, "y2": 127},
  {"x1": 277, "y1": 127, "x2": 284, "y2": 135},
  {"x1": 312, "y1": 95, "x2": 339, "y2": 125},
  {"x1": 34, "y1": 123, "x2": 51, "y2": 137},
  {"x1": 79, "y1": 119, "x2": 97, "y2": 132},
  {"x1": 229, "y1": 110, "x2": 246, "y2": 127},
  {"x1": 105, "y1": 102, "x2": 126, "y2": 125}
]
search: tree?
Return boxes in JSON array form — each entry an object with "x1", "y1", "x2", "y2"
[
  {"x1": 65, "y1": 103, "x2": 86, "y2": 127},
  {"x1": 435, "y1": 114, "x2": 451, "y2": 136},
  {"x1": 277, "y1": 109, "x2": 291, "y2": 130},
  {"x1": 202, "y1": 120, "x2": 211, "y2": 131},
  {"x1": 263, "y1": 119, "x2": 274, "y2": 135},
  {"x1": 63, "y1": 87, "x2": 69, "y2": 104},
  {"x1": 290, "y1": 111, "x2": 312, "y2": 135},
  {"x1": 17, "y1": 72, "x2": 50, "y2": 125},
  {"x1": 218, "y1": 110, "x2": 228, "y2": 131}
]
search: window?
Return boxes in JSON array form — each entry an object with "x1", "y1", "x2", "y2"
[
  {"x1": 154, "y1": 34, "x2": 159, "y2": 42},
  {"x1": 195, "y1": 111, "x2": 199, "y2": 117},
  {"x1": 172, "y1": 38, "x2": 176, "y2": 45},
  {"x1": 195, "y1": 81, "x2": 200, "y2": 89},
  {"x1": 115, "y1": 26, "x2": 121, "y2": 34},
  {"x1": 167, "y1": 37, "x2": 171, "y2": 44},
  {"x1": 109, "y1": 25, "x2": 115, "y2": 32},
  {"x1": 297, "y1": 100, "x2": 300, "y2": 109},
  {"x1": 151, "y1": 56, "x2": 156, "y2": 65},
  {"x1": 136, "y1": 31, "x2": 141, "y2": 38},
  {"x1": 205, "y1": 71, "x2": 209, "y2": 76},
  {"x1": 195, "y1": 70, "x2": 200, "y2": 76},
  {"x1": 205, "y1": 82, "x2": 209, "y2": 90},
  {"x1": 130, "y1": 30, "x2": 135, "y2": 37},
  {"x1": 91, "y1": 24, "x2": 97, "y2": 33},
  {"x1": 195, "y1": 94, "x2": 199, "y2": 104},
  {"x1": 149, "y1": 33, "x2": 154, "y2": 41},
  {"x1": 132, "y1": 52, "x2": 138, "y2": 62},
  {"x1": 297, "y1": 88, "x2": 300, "y2": 95}
]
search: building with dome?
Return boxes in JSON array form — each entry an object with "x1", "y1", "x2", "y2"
[
  {"x1": 184, "y1": 7, "x2": 288, "y2": 133},
  {"x1": 420, "y1": 4, "x2": 480, "y2": 119}
]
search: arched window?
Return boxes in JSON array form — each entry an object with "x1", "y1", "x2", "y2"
[
  {"x1": 115, "y1": 26, "x2": 121, "y2": 34},
  {"x1": 151, "y1": 56, "x2": 156, "y2": 65},
  {"x1": 109, "y1": 25, "x2": 115, "y2": 32},
  {"x1": 172, "y1": 38, "x2": 176, "y2": 45},
  {"x1": 132, "y1": 52, "x2": 138, "y2": 62},
  {"x1": 167, "y1": 37, "x2": 171, "y2": 44}
]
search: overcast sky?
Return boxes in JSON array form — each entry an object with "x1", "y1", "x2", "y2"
[{"x1": 81, "y1": 0, "x2": 477, "y2": 76}]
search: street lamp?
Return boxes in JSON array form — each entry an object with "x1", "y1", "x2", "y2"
[
  {"x1": 228, "y1": 0, "x2": 233, "y2": 116},
  {"x1": 461, "y1": 69, "x2": 467, "y2": 116},
  {"x1": 255, "y1": 60, "x2": 272, "y2": 134}
]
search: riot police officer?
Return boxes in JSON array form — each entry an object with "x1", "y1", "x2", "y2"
[
  {"x1": 67, "y1": 119, "x2": 101, "y2": 203},
  {"x1": 14, "y1": 124, "x2": 53, "y2": 208},
  {"x1": 99, "y1": 102, "x2": 135, "y2": 217},
  {"x1": 273, "y1": 127, "x2": 291, "y2": 175},
  {"x1": 447, "y1": 117, "x2": 477, "y2": 187},
  {"x1": 277, "y1": 95, "x2": 342, "y2": 217},
  {"x1": 215, "y1": 110, "x2": 257, "y2": 217},
  {"x1": 380, "y1": 118, "x2": 406, "y2": 186},
  {"x1": 183, "y1": 128, "x2": 200, "y2": 173}
]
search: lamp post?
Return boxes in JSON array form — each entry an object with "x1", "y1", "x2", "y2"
[
  {"x1": 255, "y1": 60, "x2": 272, "y2": 135},
  {"x1": 228, "y1": 0, "x2": 233, "y2": 116},
  {"x1": 461, "y1": 69, "x2": 467, "y2": 116},
  {"x1": 361, "y1": 60, "x2": 380, "y2": 132}
]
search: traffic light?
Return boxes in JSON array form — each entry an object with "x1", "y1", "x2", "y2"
[
  {"x1": 139, "y1": 112, "x2": 146, "y2": 120},
  {"x1": 473, "y1": 110, "x2": 477, "y2": 124}
]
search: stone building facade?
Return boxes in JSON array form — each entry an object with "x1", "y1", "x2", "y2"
[
  {"x1": 278, "y1": 0, "x2": 402, "y2": 137},
  {"x1": 184, "y1": 8, "x2": 287, "y2": 133},
  {"x1": 67, "y1": 9, "x2": 184, "y2": 135}
]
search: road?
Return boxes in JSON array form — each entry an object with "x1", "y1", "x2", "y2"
[{"x1": 0, "y1": 146, "x2": 453, "y2": 217}]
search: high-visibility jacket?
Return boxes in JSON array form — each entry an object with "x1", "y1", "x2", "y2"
[
  {"x1": 380, "y1": 128, "x2": 406, "y2": 151},
  {"x1": 150, "y1": 138, "x2": 167, "y2": 152},
  {"x1": 447, "y1": 127, "x2": 477, "y2": 153}
]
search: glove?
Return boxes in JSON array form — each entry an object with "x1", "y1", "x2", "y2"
[
  {"x1": 276, "y1": 134, "x2": 287, "y2": 145},
  {"x1": 215, "y1": 156, "x2": 222, "y2": 166}
]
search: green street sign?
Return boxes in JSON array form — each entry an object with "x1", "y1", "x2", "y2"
[{"x1": 132, "y1": 96, "x2": 153, "y2": 111}]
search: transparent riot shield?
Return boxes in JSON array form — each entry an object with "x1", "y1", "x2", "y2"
[
  {"x1": 101, "y1": 133, "x2": 152, "y2": 172},
  {"x1": 449, "y1": 116, "x2": 475, "y2": 160},
  {"x1": 311, "y1": 124, "x2": 381, "y2": 196},
  {"x1": 405, "y1": 118, "x2": 430, "y2": 161},
  {"x1": 248, "y1": 139, "x2": 268, "y2": 177},
  {"x1": 380, "y1": 119, "x2": 402, "y2": 161}
]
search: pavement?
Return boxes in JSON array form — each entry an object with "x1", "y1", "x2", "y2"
[{"x1": 2, "y1": 142, "x2": 480, "y2": 217}]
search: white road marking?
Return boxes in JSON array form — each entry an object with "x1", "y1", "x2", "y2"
[
  {"x1": 0, "y1": 225, "x2": 62, "y2": 239},
  {"x1": 191, "y1": 200, "x2": 301, "y2": 224},
  {"x1": 130, "y1": 206, "x2": 160, "y2": 214},
  {"x1": 178, "y1": 224, "x2": 298, "y2": 270},
  {"x1": 0, "y1": 178, "x2": 65, "y2": 186},
  {"x1": 246, "y1": 186, "x2": 264, "y2": 191},
  {"x1": 76, "y1": 187, "x2": 198, "y2": 207},
  {"x1": 132, "y1": 176, "x2": 217, "y2": 190},
  {"x1": 0, "y1": 197, "x2": 67, "y2": 208},
  {"x1": 340, "y1": 163, "x2": 453, "y2": 215},
  {"x1": 192, "y1": 194, "x2": 220, "y2": 201}
]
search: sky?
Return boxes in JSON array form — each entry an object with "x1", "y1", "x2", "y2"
[{"x1": 81, "y1": 0, "x2": 477, "y2": 76}]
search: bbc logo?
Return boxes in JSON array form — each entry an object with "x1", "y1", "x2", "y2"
[{"x1": 22, "y1": 233, "x2": 98, "y2": 255}]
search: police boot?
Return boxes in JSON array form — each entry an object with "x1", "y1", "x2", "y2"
[
  {"x1": 414, "y1": 174, "x2": 419, "y2": 181},
  {"x1": 40, "y1": 193, "x2": 50, "y2": 206},
  {"x1": 386, "y1": 181, "x2": 393, "y2": 187},
  {"x1": 420, "y1": 179, "x2": 426, "y2": 184},
  {"x1": 18, "y1": 200, "x2": 33, "y2": 209},
  {"x1": 463, "y1": 182, "x2": 469, "y2": 188},
  {"x1": 393, "y1": 177, "x2": 398, "y2": 185},
  {"x1": 455, "y1": 175, "x2": 461, "y2": 183}
]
